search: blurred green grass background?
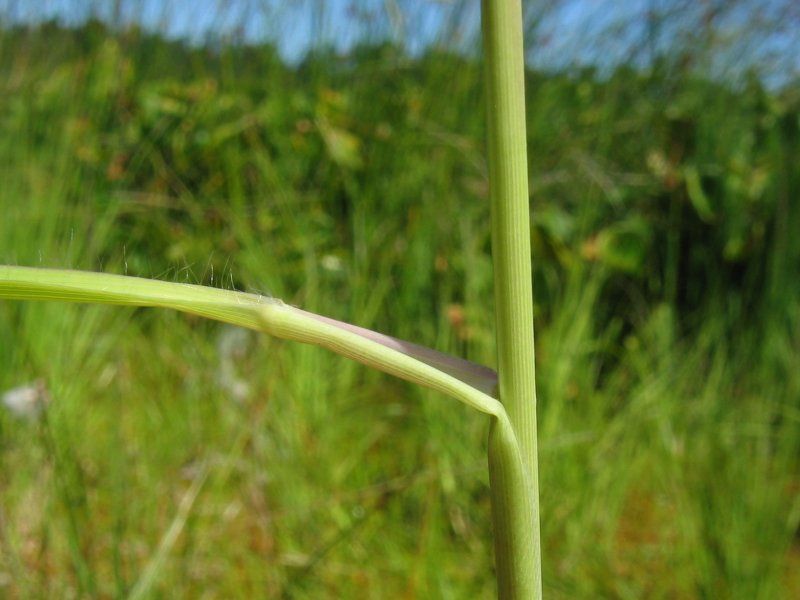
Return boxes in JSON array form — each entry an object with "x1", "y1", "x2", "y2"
[{"x1": 0, "y1": 2, "x2": 798, "y2": 597}]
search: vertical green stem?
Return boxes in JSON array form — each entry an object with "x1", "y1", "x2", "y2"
[{"x1": 481, "y1": 0, "x2": 542, "y2": 598}]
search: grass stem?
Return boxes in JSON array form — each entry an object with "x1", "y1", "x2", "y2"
[{"x1": 481, "y1": 0, "x2": 542, "y2": 596}]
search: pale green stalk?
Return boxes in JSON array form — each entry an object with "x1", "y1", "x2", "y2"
[
  {"x1": 482, "y1": 0, "x2": 542, "y2": 597},
  {"x1": 0, "y1": 264, "x2": 517, "y2": 439}
]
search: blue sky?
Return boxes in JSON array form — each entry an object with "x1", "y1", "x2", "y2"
[
  {"x1": 2, "y1": 0, "x2": 438, "y2": 60},
  {"x1": 2, "y1": 0, "x2": 797, "y2": 83}
]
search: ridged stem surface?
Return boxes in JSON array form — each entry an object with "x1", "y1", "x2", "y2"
[{"x1": 482, "y1": 0, "x2": 542, "y2": 597}]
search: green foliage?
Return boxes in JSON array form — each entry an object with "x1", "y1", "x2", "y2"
[
  {"x1": 0, "y1": 19, "x2": 798, "y2": 598},
  {"x1": 4, "y1": 22, "x2": 797, "y2": 336}
]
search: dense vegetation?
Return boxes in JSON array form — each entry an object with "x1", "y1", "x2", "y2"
[{"x1": 1, "y1": 19, "x2": 798, "y2": 598}]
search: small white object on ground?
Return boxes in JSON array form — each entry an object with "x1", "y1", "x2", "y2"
[{"x1": 2, "y1": 379, "x2": 50, "y2": 419}]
